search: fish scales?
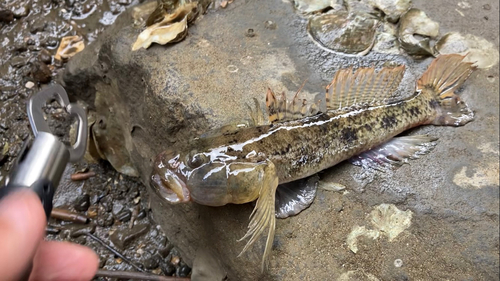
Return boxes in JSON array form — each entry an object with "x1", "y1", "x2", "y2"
[{"x1": 196, "y1": 91, "x2": 434, "y2": 184}]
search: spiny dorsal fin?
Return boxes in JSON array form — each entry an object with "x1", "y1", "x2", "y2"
[
  {"x1": 326, "y1": 65, "x2": 406, "y2": 110},
  {"x1": 417, "y1": 54, "x2": 476, "y2": 99},
  {"x1": 265, "y1": 85, "x2": 320, "y2": 123}
]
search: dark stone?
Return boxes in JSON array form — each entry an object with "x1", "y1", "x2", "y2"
[
  {"x1": 38, "y1": 49, "x2": 52, "y2": 64},
  {"x1": 161, "y1": 263, "x2": 176, "y2": 276},
  {"x1": 143, "y1": 254, "x2": 160, "y2": 269},
  {"x1": 115, "y1": 209, "x2": 131, "y2": 222},
  {"x1": 0, "y1": 9, "x2": 14, "y2": 23},
  {"x1": 177, "y1": 265, "x2": 191, "y2": 278},
  {"x1": 65, "y1": 0, "x2": 75, "y2": 8},
  {"x1": 10, "y1": 56, "x2": 28, "y2": 68},
  {"x1": 109, "y1": 223, "x2": 149, "y2": 250},
  {"x1": 30, "y1": 61, "x2": 52, "y2": 83},
  {"x1": 74, "y1": 194, "x2": 91, "y2": 212},
  {"x1": 30, "y1": 20, "x2": 47, "y2": 34},
  {"x1": 96, "y1": 212, "x2": 114, "y2": 227},
  {"x1": 136, "y1": 209, "x2": 147, "y2": 220}
]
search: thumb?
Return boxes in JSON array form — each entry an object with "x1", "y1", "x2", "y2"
[{"x1": 0, "y1": 189, "x2": 46, "y2": 280}]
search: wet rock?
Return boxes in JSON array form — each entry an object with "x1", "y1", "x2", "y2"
[
  {"x1": 65, "y1": 0, "x2": 75, "y2": 8},
  {"x1": 12, "y1": 5, "x2": 30, "y2": 18},
  {"x1": 0, "y1": 9, "x2": 14, "y2": 23},
  {"x1": 177, "y1": 264, "x2": 191, "y2": 277},
  {"x1": 292, "y1": 0, "x2": 343, "y2": 13},
  {"x1": 161, "y1": 263, "x2": 176, "y2": 276},
  {"x1": 30, "y1": 20, "x2": 47, "y2": 34},
  {"x1": 74, "y1": 194, "x2": 91, "y2": 212},
  {"x1": 136, "y1": 209, "x2": 147, "y2": 220},
  {"x1": 115, "y1": 209, "x2": 132, "y2": 222},
  {"x1": 38, "y1": 49, "x2": 52, "y2": 64},
  {"x1": 30, "y1": 61, "x2": 52, "y2": 83},
  {"x1": 96, "y1": 212, "x2": 114, "y2": 227},
  {"x1": 61, "y1": 223, "x2": 96, "y2": 239},
  {"x1": 264, "y1": 20, "x2": 277, "y2": 30},
  {"x1": 144, "y1": 254, "x2": 160, "y2": 269},
  {"x1": 10, "y1": 56, "x2": 29, "y2": 68},
  {"x1": 109, "y1": 223, "x2": 149, "y2": 250},
  {"x1": 307, "y1": 11, "x2": 378, "y2": 56},
  {"x1": 112, "y1": 202, "x2": 124, "y2": 215}
]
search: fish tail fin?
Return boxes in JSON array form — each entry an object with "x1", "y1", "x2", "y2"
[
  {"x1": 417, "y1": 54, "x2": 477, "y2": 126},
  {"x1": 237, "y1": 161, "x2": 278, "y2": 272}
]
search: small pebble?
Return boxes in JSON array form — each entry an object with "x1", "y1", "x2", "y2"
[
  {"x1": 112, "y1": 203, "x2": 124, "y2": 215},
  {"x1": 136, "y1": 209, "x2": 147, "y2": 220},
  {"x1": 109, "y1": 223, "x2": 149, "y2": 249},
  {"x1": 115, "y1": 209, "x2": 132, "y2": 222},
  {"x1": 161, "y1": 263, "x2": 176, "y2": 276},
  {"x1": 87, "y1": 205, "x2": 98, "y2": 218},
  {"x1": 12, "y1": 5, "x2": 30, "y2": 18},
  {"x1": 264, "y1": 20, "x2": 277, "y2": 30},
  {"x1": 30, "y1": 61, "x2": 52, "y2": 83},
  {"x1": 170, "y1": 255, "x2": 180, "y2": 266},
  {"x1": 144, "y1": 255, "x2": 160, "y2": 269},
  {"x1": 177, "y1": 265, "x2": 191, "y2": 278},
  {"x1": 25, "y1": 81, "x2": 35, "y2": 89},
  {"x1": 483, "y1": 4, "x2": 491, "y2": 10},
  {"x1": 38, "y1": 49, "x2": 52, "y2": 64},
  {"x1": 0, "y1": 10, "x2": 14, "y2": 23},
  {"x1": 394, "y1": 259, "x2": 403, "y2": 268},
  {"x1": 74, "y1": 194, "x2": 91, "y2": 212},
  {"x1": 96, "y1": 212, "x2": 114, "y2": 227}
]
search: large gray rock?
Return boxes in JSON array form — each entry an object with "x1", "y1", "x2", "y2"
[{"x1": 61, "y1": 0, "x2": 499, "y2": 280}]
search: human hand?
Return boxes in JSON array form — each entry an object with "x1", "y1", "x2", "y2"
[{"x1": 0, "y1": 190, "x2": 98, "y2": 281}]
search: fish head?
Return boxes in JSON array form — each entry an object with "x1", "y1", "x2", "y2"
[
  {"x1": 151, "y1": 146, "x2": 232, "y2": 205},
  {"x1": 151, "y1": 148, "x2": 195, "y2": 203}
]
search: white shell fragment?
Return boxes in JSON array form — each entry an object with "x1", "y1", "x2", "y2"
[
  {"x1": 347, "y1": 204, "x2": 413, "y2": 253},
  {"x1": 132, "y1": 15, "x2": 188, "y2": 51},
  {"x1": 55, "y1": 36, "x2": 85, "y2": 61},
  {"x1": 293, "y1": 0, "x2": 344, "y2": 13},
  {"x1": 132, "y1": 2, "x2": 198, "y2": 51},
  {"x1": 435, "y1": 32, "x2": 500, "y2": 69}
]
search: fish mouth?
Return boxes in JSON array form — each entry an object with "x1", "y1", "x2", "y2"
[{"x1": 151, "y1": 170, "x2": 191, "y2": 203}]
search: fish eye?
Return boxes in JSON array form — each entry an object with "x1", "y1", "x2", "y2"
[{"x1": 187, "y1": 153, "x2": 207, "y2": 169}]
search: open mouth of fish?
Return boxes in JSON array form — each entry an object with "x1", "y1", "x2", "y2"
[{"x1": 151, "y1": 170, "x2": 191, "y2": 203}]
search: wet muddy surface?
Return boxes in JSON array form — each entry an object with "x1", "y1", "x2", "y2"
[{"x1": 1, "y1": 0, "x2": 191, "y2": 278}]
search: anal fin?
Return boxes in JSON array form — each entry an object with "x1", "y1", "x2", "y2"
[
  {"x1": 275, "y1": 175, "x2": 319, "y2": 219},
  {"x1": 350, "y1": 135, "x2": 438, "y2": 170}
]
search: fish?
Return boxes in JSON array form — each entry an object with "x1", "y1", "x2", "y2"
[{"x1": 150, "y1": 54, "x2": 476, "y2": 271}]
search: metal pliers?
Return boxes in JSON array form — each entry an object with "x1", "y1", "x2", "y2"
[{"x1": 0, "y1": 85, "x2": 87, "y2": 219}]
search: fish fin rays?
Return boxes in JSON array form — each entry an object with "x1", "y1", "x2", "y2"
[
  {"x1": 266, "y1": 87, "x2": 321, "y2": 124},
  {"x1": 275, "y1": 175, "x2": 319, "y2": 219},
  {"x1": 326, "y1": 65, "x2": 406, "y2": 111},
  {"x1": 238, "y1": 161, "x2": 278, "y2": 272},
  {"x1": 417, "y1": 54, "x2": 476, "y2": 126},
  {"x1": 417, "y1": 54, "x2": 476, "y2": 99},
  {"x1": 350, "y1": 135, "x2": 438, "y2": 170}
]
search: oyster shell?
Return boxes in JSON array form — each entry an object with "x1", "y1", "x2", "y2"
[
  {"x1": 293, "y1": 0, "x2": 344, "y2": 13},
  {"x1": 435, "y1": 32, "x2": 499, "y2": 69},
  {"x1": 307, "y1": 11, "x2": 379, "y2": 56},
  {"x1": 367, "y1": 0, "x2": 411, "y2": 23},
  {"x1": 398, "y1": 8, "x2": 439, "y2": 57}
]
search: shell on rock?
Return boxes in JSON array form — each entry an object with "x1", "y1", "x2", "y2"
[
  {"x1": 293, "y1": 0, "x2": 344, "y2": 13},
  {"x1": 367, "y1": 0, "x2": 411, "y2": 23},
  {"x1": 435, "y1": 32, "x2": 499, "y2": 69},
  {"x1": 307, "y1": 11, "x2": 379, "y2": 56},
  {"x1": 398, "y1": 8, "x2": 439, "y2": 57}
]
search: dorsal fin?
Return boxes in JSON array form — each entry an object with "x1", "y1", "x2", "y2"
[
  {"x1": 265, "y1": 82, "x2": 320, "y2": 123},
  {"x1": 325, "y1": 65, "x2": 406, "y2": 110}
]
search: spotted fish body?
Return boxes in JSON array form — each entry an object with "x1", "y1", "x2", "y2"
[{"x1": 151, "y1": 54, "x2": 476, "y2": 271}]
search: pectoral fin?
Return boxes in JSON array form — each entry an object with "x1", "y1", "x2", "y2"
[
  {"x1": 275, "y1": 175, "x2": 319, "y2": 219},
  {"x1": 238, "y1": 160, "x2": 279, "y2": 272},
  {"x1": 350, "y1": 135, "x2": 438, "y2": 170}
]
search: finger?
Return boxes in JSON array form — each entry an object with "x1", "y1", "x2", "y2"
[
  {"x1": 29, "y1": 240, "x2": 99, "y2": 281},
  {"x1": 0, "y1": 189, "x2": 46, "y2": 280}
]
